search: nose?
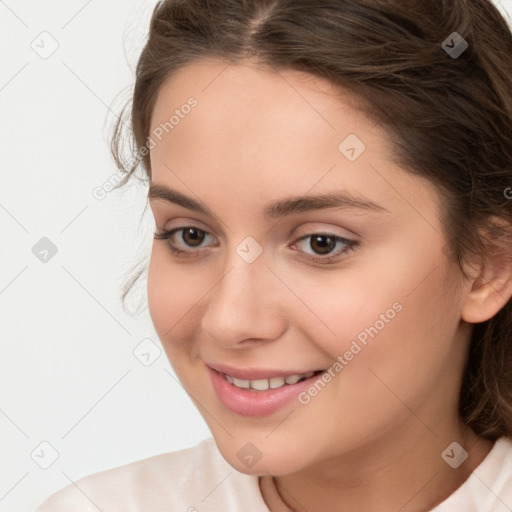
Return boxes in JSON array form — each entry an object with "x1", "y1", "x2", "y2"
[{"x1": 200, "y1": 250, "x2": 287, "y2": 349}]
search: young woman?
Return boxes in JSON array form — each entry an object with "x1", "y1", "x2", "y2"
[{"x1": 37, "y1": 0, "x2": 512, "y2": 510}]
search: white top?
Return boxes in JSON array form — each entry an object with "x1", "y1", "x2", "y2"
[{"x1": 36, "y1": 436, "x2": 512, "y2": 511}]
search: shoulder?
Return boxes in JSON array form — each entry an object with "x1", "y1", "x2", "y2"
[
  {"x1": 432, "y1": 436, "x2": 512, "y2": 511},
  {"x1": 36, "y1": 437, "x2": 266, "y2": 511}
]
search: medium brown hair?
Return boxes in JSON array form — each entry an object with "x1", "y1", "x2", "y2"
[{"x1": 111, "y1": 0, "x2": 512, "y2": 440}]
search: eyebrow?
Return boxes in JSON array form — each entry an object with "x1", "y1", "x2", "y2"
[{"x1": 148, "y1": 183, "x2": 389, "y2": 219}]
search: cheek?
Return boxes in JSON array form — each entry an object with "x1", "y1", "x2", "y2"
[
  {"x1": 268, "y1": 256, "x2": 403, "y2": 360},
  {"x1": 325, "y1": 264, "x2": 462, "y2": 424},
  {"x1": 147, "y1": 243, "x2": 206, "y2": 350},
  {"x1": 285, "y1": 241, "x2": 459, "y2": 385}
]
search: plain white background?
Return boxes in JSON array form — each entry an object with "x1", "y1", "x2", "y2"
[
  {"x1": 0, "y1": 2, "x2": 211, "y2": 511},
  {"x1": 1, "y1": 1, "x2": 511, "y2": 510}
]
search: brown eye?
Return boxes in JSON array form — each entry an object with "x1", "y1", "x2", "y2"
[
  {"x1": 292, "y1": 232, "x2": 358, "y2": 264},
  {"x1": 154, "y1": 226, "x2": 215, "y2": 258},
  {"x1": 182, "y1": 227, "x2": 206, "y2": 247},
  {"x1": 309, "y1": 234, "x2": 336, "y2": 255}
]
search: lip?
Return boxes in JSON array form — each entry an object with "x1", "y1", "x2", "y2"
[{"x1": 206, "y1": 363, "x2": 325, "y2": 417}]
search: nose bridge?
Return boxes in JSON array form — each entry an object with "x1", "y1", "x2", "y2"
[
  {"x1": 213, "y1": 243, "x2": 267, "y2": 317},
  {"x1": 200, "y1": 238, "x2": 284, "y2": 345},
  {"x1": 219, "y1": 234, "x2": 269, "y2": 300}
]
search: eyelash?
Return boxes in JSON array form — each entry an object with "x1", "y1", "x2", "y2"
[{"x1": 154, "y1": 226, "x2": 358, "y2": 264}]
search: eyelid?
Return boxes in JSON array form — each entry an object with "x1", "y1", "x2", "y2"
[
  {"x1": 158, "y1": 217, "x2": 211, "y2": 233},
  {"x1": 293, "y1": 222, "x2": 359, "y2": 240}
]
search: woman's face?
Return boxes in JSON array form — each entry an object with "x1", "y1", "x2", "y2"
[{"x1": 147, "y1": 58, "x2": 473, "y2": 476}]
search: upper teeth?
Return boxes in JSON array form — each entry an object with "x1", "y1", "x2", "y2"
[{"x1": 224, "y1": 371, "x2": 316, "y2": 391}]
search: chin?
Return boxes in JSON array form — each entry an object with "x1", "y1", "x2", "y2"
[{"x1": 213, "y1": 435, "x2": 307, "y2": 477}]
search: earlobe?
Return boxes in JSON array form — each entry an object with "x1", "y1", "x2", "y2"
[{"x1": 461, "y1": 222, "x2": 512, "y2": 324}]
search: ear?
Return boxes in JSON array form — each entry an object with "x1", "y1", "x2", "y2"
[{"x1": 461, "y1": 218, "x2": 512, "y2": 324}]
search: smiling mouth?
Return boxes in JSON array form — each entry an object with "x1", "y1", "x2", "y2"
[{"x1": 220, "y1": 370, "x2": 325, "y2": 391}]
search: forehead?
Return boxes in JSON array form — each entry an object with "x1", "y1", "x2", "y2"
[
  {"x1": 150, "y1": 58, "x2": 377, "y2": 176},
  {"x1": 150, "y1": 57, "x2": 368, "y2": 146},
  {"x1": 148, "y1": 58, "x2": 442, "y2": 228},
  {"x1": 152, "y1": 57, "x2": 352, "y2": 110}
]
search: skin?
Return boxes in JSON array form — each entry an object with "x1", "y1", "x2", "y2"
[{"x1": 146, "y1": 58, "x2": 511, "y2": 511}]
